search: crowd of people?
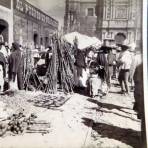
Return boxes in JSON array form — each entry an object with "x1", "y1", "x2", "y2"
[
  {"x1": 74, "y1": 38, "x2": 146, "y2": 146},
  {"x1": 0, "y1": 37, "x2": 143, "y2": 113},
  {"x1": 0, "y1": 42, "x2": 24, "y2": 91},
  {"x1": 0, "y1": 35, "x2": 145, "y2": 147},
  {"x1": 0, "y1": 38, "x2": 142, "y2": 98},
  {"x1": 74, "y1": 39, "x2": 142, "y2": 99}
]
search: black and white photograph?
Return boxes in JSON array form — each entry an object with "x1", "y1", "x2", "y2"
[{"x1": 0, "y1": 0, "x2": 147, "y2": 148}]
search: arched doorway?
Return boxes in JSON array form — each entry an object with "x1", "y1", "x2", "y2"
[
  {"x1": 40, "y1": 37, "x2": 43, "y2": 45},
  {"x1": 0, "y1": 19, "x2": 8, "y2": 43},
  {"x1": 45, "y1": 37, "x2": 49, "y2": 48},
  {"x1": 33, "y1": 33, "x2": 39, "y2": 48},
  {"x1": 115, "y1": 33, "x2": 126, "y2": 44}
]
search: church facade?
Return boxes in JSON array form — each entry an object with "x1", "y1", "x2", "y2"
[
  {"x1": 96, "y1": 0, "x2": 142, "y2": 43},
  {"x1": 64, "y1": 0, "x2": 142, "y2": 43}
]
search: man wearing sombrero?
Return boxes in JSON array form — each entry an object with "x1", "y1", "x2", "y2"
[{"x1": 117, "y1": 42, "x2": 132, "y2": 95}]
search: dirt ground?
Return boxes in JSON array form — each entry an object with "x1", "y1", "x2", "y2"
[{"x1": 0, "y1": 81, "x2": 141, "y2": 148}]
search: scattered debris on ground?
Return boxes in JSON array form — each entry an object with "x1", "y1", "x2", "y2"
[
  {"x1": 0, "y1": 90, "x2": 71, "y2": 113},
  {"x1": 0, "y1": 82, "x2": 141, "y2": 148},
  {"x1": 0, "y1": 112, "x2": 50, "y2": 137}
]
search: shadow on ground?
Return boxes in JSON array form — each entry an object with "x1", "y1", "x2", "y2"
[
  {"x1": 82, "y1": 117, "x2": 141, "y2": 148},
  {"x1": 87, "y1": 98, "x2": 132, "y2": 111},
  {"x1": 73, "y1": 86, "x2": 89, "y2": 97},
  {"x1": 87, "y1": 98, "x2": 139, "y2": 122}
]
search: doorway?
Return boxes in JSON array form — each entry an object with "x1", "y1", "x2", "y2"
[
  {"x1": 45, "y1": 37, "x2": 49, "y2": 48},
  {"x1": 33, "y1": 33, "x2": 38, "y2": 48},
  {"x1": 0, "y1": 19, "x2": 8, "y2": 43}
]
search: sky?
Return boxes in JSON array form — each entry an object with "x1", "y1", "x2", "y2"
[{"x1": 27, "y1": 0, "x2": 65, "y2": 27}]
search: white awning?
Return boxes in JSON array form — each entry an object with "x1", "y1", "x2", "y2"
[{"x1": 63, "y1": 32, "x2": 102, "y2": 50}]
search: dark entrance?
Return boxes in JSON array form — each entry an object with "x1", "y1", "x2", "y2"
[
  {"x1": 115, "y1": 33, "x2": 126, "y2": 44},
  {"x1": 33, "y1": 33, "x2": 38, "y2": 48},
  {"x1": 45, "y1": 37, "x2": 49, "y2": 48},
  {"x1": 0, "y1": 19, "x2": 8, "y2": 43},
  {"x1": 40, "y1": 37, "x2": 43, "y2": 45}
]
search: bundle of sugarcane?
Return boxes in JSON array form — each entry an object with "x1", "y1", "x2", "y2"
[
  {"x1": 63, "y1": 42, "x2": 75, "y2": 73},
  {"x1": 56, "y1": 39, "x2": 75, "y2": 93},
  {"x1": 23, "y1": 46, "x2": 44, "y2": 91},
  {"x1": 44, "y1": 38, "x2": 58, "y2": 94},
  {"x1": 36, "y1": 35, "x2": 75, "y2": 94}
]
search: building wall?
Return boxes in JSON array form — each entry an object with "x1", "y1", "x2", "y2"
[
  {"x1": 79, "y1": 2, "x2": 97, "y2": 36},
  {"x1": 0, "y1": 0, "x2": 13, "y2": 45},
  {"x1": 0, "y1": 0, "x2": 58, "y2": 48},
  {"x1": 64, "y1": 0, "x2": 97, "y2": 36},
  {"x1": 0, "y1": 0, "x2": 11, "y2": 9},
  {"x1": 96, "y1": 0, "x2": 142, "y2": 43},
  {"x1": 13, "y1": 0, "x2": 58, "y2": 49}
]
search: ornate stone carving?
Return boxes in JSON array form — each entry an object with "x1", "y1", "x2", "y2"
[{"x1": 114, "y1": 6, "x2": 128, "y2": 19}]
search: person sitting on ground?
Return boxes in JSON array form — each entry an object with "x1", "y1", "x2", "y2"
[{"x1": 87, "y1": 60, "x2": 101, "y2": 98}]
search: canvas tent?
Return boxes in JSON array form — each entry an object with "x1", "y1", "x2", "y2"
[{"x1": 63, "y1": 32, "x2": 102, "y2": 50}]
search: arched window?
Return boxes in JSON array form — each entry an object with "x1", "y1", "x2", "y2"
[
  {"x1": 115, "y1": 33, "x2": 126, "y2": 44},
  {"x1": 0, "y1": 19, "x2": 8, "y2": 43}
]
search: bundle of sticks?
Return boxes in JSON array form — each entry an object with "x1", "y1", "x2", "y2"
[
  {"x1": 23, "y1": 46, "x2": 44, "y2": 91},
  {"x1": 23, "y1": 35, "x2": 75, "y2": 94},
  {"x1": 44, "y1": 36, "x2": 75, "y2": 94}
]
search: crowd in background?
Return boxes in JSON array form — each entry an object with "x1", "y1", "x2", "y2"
[
  {"x1": 0, "y1": 41, "x2": 24, "y2": 91},
  {"x1": 0, "y1": 35, "x2": 144, "y2": 127},
  {"x1": 0, "y1": 34, "x2": 145, "y2": 147},
  {"x1": 0, "y1": 36, "x2": 142, "y2": 99},
  {"x1": 74, "y1": 39, "x2": 142, "y2": 97},
  {"x1": 74, "y1": 38, "x2": 146, "y2": 147}
]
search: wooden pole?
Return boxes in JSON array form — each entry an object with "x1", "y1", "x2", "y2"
[{"x1": 52, "y1": 39, "x2": 57, "y2": 93}]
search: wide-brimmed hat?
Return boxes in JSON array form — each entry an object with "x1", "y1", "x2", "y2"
[
  {"x1": 12, "y1": 42, "x2": 20, "y2": 50},
  {"x1": 117, "y1": 42, "x2": 130, "y2": 50},
  {"x1": 99, "y1": 46, "x2": 112, "y2": 53}
]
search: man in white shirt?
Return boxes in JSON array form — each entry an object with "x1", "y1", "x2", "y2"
[{"x1": 117, "y1": 44, "x2": 132, "y2": 94}]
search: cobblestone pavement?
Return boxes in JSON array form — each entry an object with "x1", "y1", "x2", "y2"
[{"x1": 0, "y1": 81, "x2": 141, "y2": 148}]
